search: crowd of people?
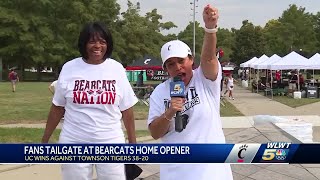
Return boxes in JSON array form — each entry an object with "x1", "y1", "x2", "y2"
[{"x1": 237, "y1": 68, "x2": 319, "y2": 98}]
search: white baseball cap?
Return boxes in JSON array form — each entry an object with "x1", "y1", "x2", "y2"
[{"x1": 160, "y1": 40, "x2": 192, "y2": 69}]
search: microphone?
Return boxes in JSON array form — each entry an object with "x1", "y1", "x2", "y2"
[{"x1": 170, "y1": 76, "x2": 185, "y2": 132}]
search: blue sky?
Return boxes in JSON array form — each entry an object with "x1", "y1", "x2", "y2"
[{"x1": 117, "y1": 0, "x2": 320, "y2": 34}]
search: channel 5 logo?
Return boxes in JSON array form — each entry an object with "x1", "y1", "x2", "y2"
[
  {"x1": 261, "y1": 142, "x2": 291, "y2": 161},
  {"x1": 174, "y1": 84, "x2": 182, "y2": 92},
  {"x1": 170, "y1": 83, "x2": 183, "y2": 95},
  {"x1": 262, "y1": 149, "x2": 289, "y2": 161}
]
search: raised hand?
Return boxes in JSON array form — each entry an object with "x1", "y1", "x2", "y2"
[{"x1": 203, "y1": 4, "x2": 219, "y2": 29}]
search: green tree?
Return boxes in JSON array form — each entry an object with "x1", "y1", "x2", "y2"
[
  {"x1": 216, "y1": 28, "x2": 235, "y2": 62},
  {"x1": 311, "y1": 12, "x2": 320, "y2": 53},
  {"x1": 0, "y1": 0, "x2": 120, "y2": 80},
  {"x1": 115, "y1": 1, "x2": 176, "y2": 65},
  {"x1": 45, "y1": 0, "x2": 120, "y2": 63},
  {"x1": 278, "y1": 4, "x2": 318, "y2": 56},
  {"x1": 0, "y1": 0, "x2": 55, "y2": 79},
  {"x1": 177, "y1": 21, "x2": 204, "y2": 65},
  {"x1": 230, "y1": 20, "x2": 264, "y2": 65},
  {"x1": 263, "y1": 19, "x2": 289, "y2": 57}
]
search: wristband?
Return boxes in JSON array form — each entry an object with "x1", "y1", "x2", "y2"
[{"x1": 204, "y1": 27, "x2": 218, "y2": 33}]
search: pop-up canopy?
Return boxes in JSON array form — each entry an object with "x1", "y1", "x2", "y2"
[{"x1": 268, "y1": 51, "x2": 308, "y2": 70}]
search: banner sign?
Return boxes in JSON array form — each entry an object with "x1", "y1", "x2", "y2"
[
  {"x1": 146, "y1": 70, "x2": 169, "y2": 81},
  {"x1": 0, "y1": 143, "x2": 317, "y2": 164}
]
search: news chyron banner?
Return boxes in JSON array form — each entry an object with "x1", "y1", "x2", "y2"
[{"x1": 0, "y1": 143, "x2": 318, "y2": 164}]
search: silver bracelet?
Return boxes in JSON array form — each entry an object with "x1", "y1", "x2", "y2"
[{"x1": 163, "y1": 113, "x2": 172, "y2": 122}]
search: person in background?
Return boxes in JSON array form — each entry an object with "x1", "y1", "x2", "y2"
[
  {"x1": 42, "y1": 21, "x2": 138, "y2": 180},
  {"x1": 136, "y1": 71, "x2": 144, "y2": 87},
  {"x1": 289, "y1": 70, "x2": 298, "y2": 90},
  {"x1": 275, "y1": 70, "x2": 281, "y2": 82},
  {"x1": 48, "y1": 80, "x2": 58, "y2": 94},
  {"x1": 49, "y1": 79, "x2": 65, "y2": 120},
  {"x1": 8, "y1": 69, "x2": 19, "y2": 92},
  {"x1": 244, "y1": 68, "x2": 248, "y2": 80},
  {"x1": 310, "y1": 76, "x2": 316, "y2": 83},
  {"x1": 144, "y1": 84, "x2": 154, "y2": 100},
  {"x1": 299, "y1": 73, "x2": 304, "y2": 89},
  {"x1": 220, "y1": 72, "x2": 225, "y2": 96},
  {"x1": 224, "y1": 73, "x2": 237, "y2": 100},
  {"x1": 147, "y1": 4, "x2": 233, "y2": 180}
]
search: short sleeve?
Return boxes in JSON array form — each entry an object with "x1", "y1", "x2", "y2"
[
  {"x1": 119, "y1": 68, "x2": 138, "y2": 111},
  {"x1": 52, "y1": 76, "x2": 67, "y2": 107},
  {"x1": 147, "y1": 90, "x2": 164, "y2": 126},
  {"x1": 196, "y1": 61, "x2": 222, "y2": 96}
]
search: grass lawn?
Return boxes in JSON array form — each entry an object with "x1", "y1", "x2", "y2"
[
  {"x1": 135, "y1": 101, "x2": 244, "y2": 119},
  {"x1": 130, "y1": 80, "x2": 161, "y2": 85},
  {"x1": 244, "y1": 81, "x2": 320, "y2": 108},
  {"x1": 254, "y1": 91, "x2": 320, "y2": 108},
  {"x1": 0, "y1": 82, "x2": 243, "y2": 124},
  {"x1": 270, "y1": 96, "x2": 320, "y2": 108},
  {"x1": 253, "y1": 91, "x2": 320, "y2": 108},
  {"x1": 220, "y1": 100, "x2": 244, "y2": 116},
  {"x1": 0, "y1": 127, "x2": 150, "y2": 143},
  {"x1": 0, "y1": 82, "x2": 52, "y2": 123},
  {"x1": 133, "y1": 103, "x2": 149, "y2": 120},
  {"x1": 0, "y1": 82, "x2": 150, "y2": 123}
]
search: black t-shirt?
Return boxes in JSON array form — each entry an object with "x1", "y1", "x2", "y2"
[{"x1": 290, "y1": 74, "x2": 298, "y2": 83}]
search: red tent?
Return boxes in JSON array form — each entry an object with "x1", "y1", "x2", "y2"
[
  {"x1": 126, "y1": 56, "x2": 168, "y2": 81},
  {"x1": 125, "y1": 66, "x2": 163, "y2": 71}
]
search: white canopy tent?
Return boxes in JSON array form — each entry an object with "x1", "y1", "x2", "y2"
[
  {"x1": 240, "y1": 57, "x2": 258, "y2": 68},
  {"x1": 250, "y1": 54, "x2": 269, "y2": 68},
  {"x1": 252, "y1": 54, "x2": 282, "y2": 94},
  {"x1": 305, "y1": 53, "x2": 320, "y2": 86},
  {"x1": 307, "y1": 53, "x2": 320, "y2": 69},
  {"x1": 251, "y1": 55, "x2": 269, "y2": 93},
  {"x1": 254, "y1": 54, "x2": 281, "y2": 69},
  {"x1": 267, "y1": 51, "x2": 308, "y2": 70}
]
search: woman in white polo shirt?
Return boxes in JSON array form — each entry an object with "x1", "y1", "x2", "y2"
[{"x1": 42, "y1": 22, "x2": 138, "y2": 180}]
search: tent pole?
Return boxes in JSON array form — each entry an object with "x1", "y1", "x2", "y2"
[
  {"x1": 266, "y1": 69, "x2": 268, "y2": 85},
  {"x1": 256, "y1": 69, "x2": 259, "y2": 93},
  {"x1": 249, "y1": 68, "x2": 251, "y2": 83},
  {"x1": 271, "y1": 70, "x2": 273, "y2": 100},
  {"x1": 296, "y1": 69, "x2": 300, "y2": 91},
  {"x1": 313, "y1": 69, "x2": 315, "y2": 86}
]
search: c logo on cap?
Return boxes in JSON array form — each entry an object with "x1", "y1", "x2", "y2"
[{"x1": 168, "y1": 45, "x2": 171, "y2": 51}]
